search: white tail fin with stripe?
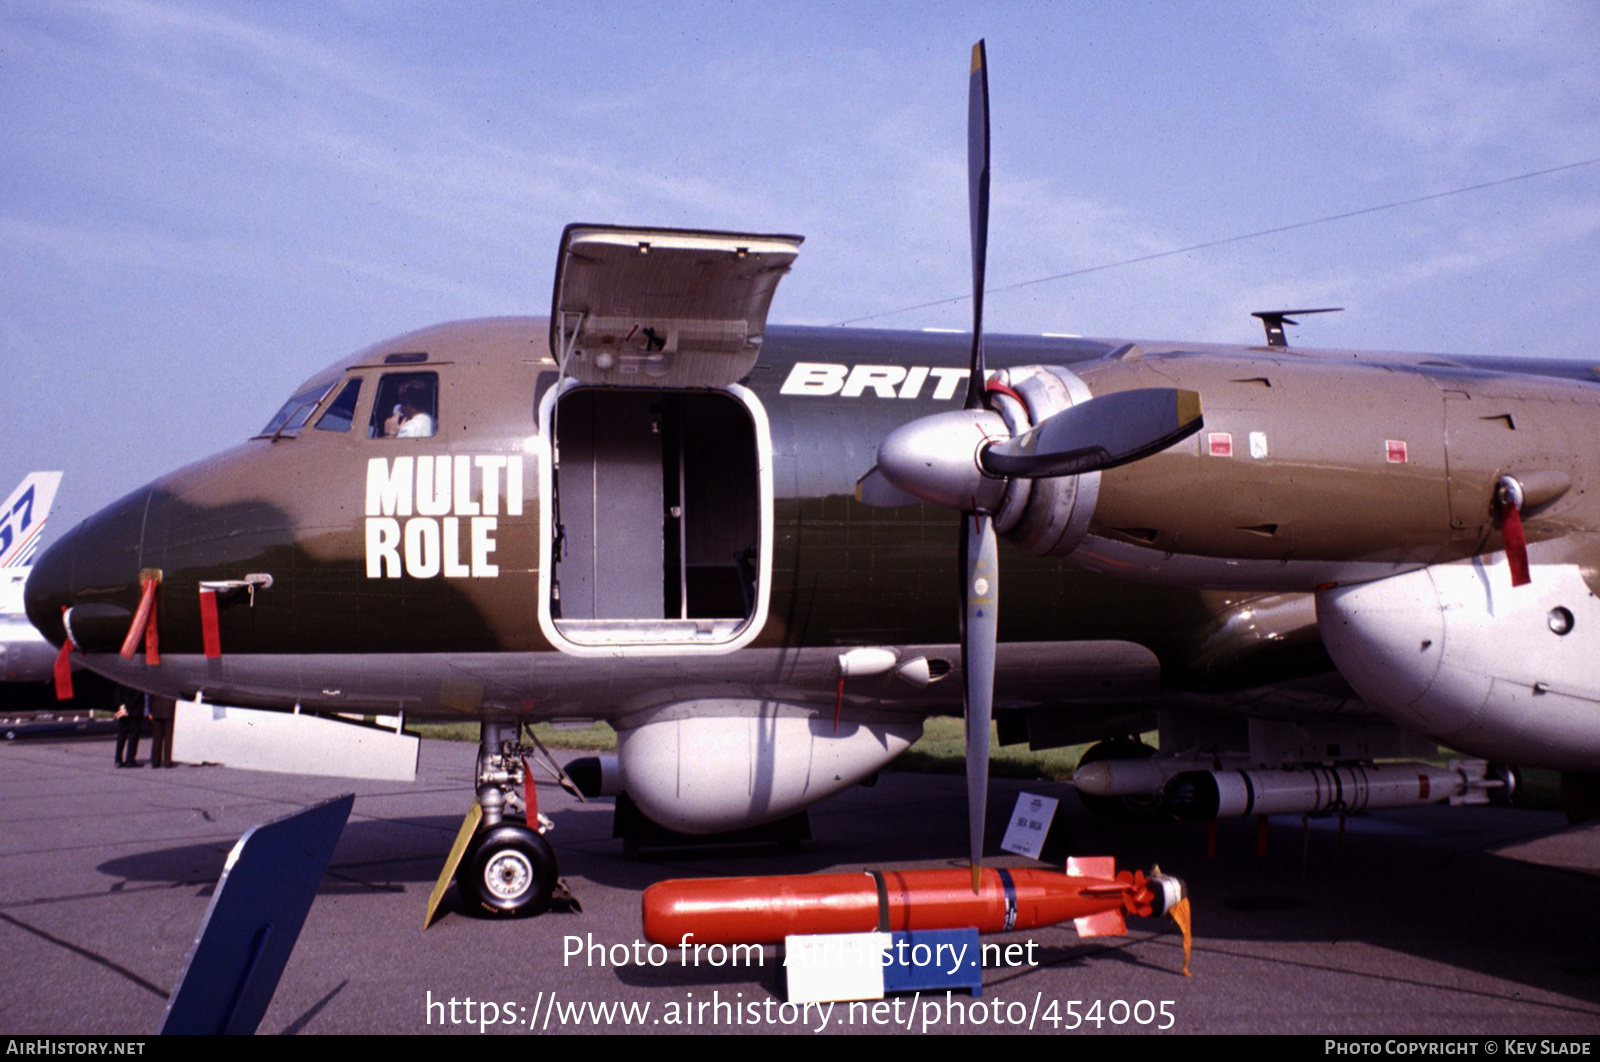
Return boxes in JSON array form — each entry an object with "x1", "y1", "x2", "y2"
[{"x1": 0, "y1": 472, "x2": 63, "y2": 570}]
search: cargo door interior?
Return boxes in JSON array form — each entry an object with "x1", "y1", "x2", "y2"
[
  {"x1": 539, "y1": 225, "x2": 800, "y2": 652},
  {"x1": 553, "y1": 389, "x2": 759, "y2": 624}
]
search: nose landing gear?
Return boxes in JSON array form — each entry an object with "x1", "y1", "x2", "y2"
[{"x1": 428, "y1": 721, "x2": 582, "y2": 922}]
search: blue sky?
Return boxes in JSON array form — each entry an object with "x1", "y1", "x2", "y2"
[{"x1": 4, "y1": 0, "x2": 1599, "y2": 536}]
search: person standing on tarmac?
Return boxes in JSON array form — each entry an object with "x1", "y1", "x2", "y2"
[
  {"x1": 149, "y1": 694, "x2": 177, "y2": 768},
  {"x1": 112, "y1": 685, "x2": 146, "y2": 768}
]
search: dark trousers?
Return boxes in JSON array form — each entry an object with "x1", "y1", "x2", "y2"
[
  {"x1": 115, "y1": 717, "x2": 142, "y2": 765},
  {"x1": 150, "y1": 716, "x2": 173, "y2": 768}
]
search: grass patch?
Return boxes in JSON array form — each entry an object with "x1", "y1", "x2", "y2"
[
  {"x1": 415, "y1": 715, "x2": 1093, "y2": 778},
  {"x1": 408, "y1": 716, "x2": 1566, "y2": 811},
  {"x1": 887, "y1": 716, "x2": 1109, "y2": 781},
  {"x1": 411, "y1": 720, "x2": 617, "y2": 750},
  {"x1": 1511, "y1": 768, "x2": 1561, "y2": 810},
  {"x1": 410, "y1": 715, "x2": 1084, "y2": 775}
]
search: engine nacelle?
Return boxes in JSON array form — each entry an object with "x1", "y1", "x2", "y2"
[
  {"x1": 1318, "y1": 561, "x2": 1600, "y2": 770},
  {"x1": 988, "y1": 367, "x2": 1102, "y2": 557},
  {"x1": 609, "y1": 704, "x2": 921, "y2": 833}
]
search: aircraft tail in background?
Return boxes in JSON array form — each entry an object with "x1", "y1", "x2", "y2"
[{"x1": 0, "y1": 472, "x2": 63, "y2": 570}]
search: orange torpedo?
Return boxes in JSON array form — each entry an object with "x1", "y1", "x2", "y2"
[{"x1": 642, "y1": 857, "x2": 1190, "y2": 973}]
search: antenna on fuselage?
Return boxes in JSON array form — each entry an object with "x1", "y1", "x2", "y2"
[{"x1": 1251, "y1": 307, "x2": 1343, "y2": 348}]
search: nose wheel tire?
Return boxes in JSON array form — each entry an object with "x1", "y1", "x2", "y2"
[{"x1": 458, "y1": 822, "x2": 558, "y2": 917}]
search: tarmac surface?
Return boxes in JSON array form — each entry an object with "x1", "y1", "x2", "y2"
[{"x1": 3, "y1": 732, "x2": 1598, "y2": 1036}]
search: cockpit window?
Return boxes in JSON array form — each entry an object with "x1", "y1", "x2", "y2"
[
  {"x1": 369, "y1": 372, "x2": 438, "y2": 439},
  {"x1": 257, "y1": 380, "x2": 337, "y2": 438},
  {"x1": 314, "y1": 378, "x2": 363, "y2": 433}
]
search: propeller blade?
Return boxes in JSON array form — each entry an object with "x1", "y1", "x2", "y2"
[
  {"x1": 959, "y1": 41, "x2": 997, "y2": 894},
  {"x1": 961, "y1": 512, "x2": 998, "y2": 891},
  {"x1": 982, "y1": 387, "x2": 1203, "y2": 479},
  {"x1": 964, "y1": 40, "x2": 991, "y2": 412}
]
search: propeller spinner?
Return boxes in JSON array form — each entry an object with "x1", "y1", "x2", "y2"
[{"x1": 870, "y1": 41, "x2": 1204, "y2": 892}]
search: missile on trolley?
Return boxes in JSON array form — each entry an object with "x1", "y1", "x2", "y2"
[
  {"x1": 642, "y1": 857, "x2": 1191, "y2": 974},
  {"x1": 1070, "y1": 757, "x2": 1166, "y2": 801},
  {"x1": 1073, "y1": 758, "x2": 1515, "y2": 820},
  {"x1": 1161, "y1": 761, "x2": 1515, "y2": 821}
]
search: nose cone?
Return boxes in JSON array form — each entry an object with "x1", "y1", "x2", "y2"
[{"x1": 25, "y1": 486, "x2": 150, "y2": 649}]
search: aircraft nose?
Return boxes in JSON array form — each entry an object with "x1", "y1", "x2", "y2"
[{"x1": 25, "y1": 486, "x2": 150, "y2": 649}]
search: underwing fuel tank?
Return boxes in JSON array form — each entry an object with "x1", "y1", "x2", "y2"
[
  {"x1": 1318, "y1": 561, "x2": 1600, "y2": 770},
  {"x1": 641, "y1": 858, "x2": 1187, "y2": 949},
  {"x1": 604, "y1": 712, "x2": 923, "y2": 834}
]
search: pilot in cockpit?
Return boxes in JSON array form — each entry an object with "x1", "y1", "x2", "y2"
[{"x1": 383, "y1": 379, "x2": 436, "y2": 438}]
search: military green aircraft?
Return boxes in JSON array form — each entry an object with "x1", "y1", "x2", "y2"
[{"x1": 24, "y1": 43, "x2": 1600, "y2": 917}]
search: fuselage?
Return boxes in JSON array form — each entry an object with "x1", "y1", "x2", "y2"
[{"x1": 24, "y1": 316, "x2": 1600, "y2": 768}]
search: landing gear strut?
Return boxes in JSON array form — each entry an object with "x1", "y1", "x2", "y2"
[{"x1": 453, "y1": 721, "x2": 570, "y2": 917}]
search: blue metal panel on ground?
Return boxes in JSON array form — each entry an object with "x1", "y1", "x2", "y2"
[
  {"x1": 160, "y1": 793, "x2": 354, "y2": 1035},
  {"x1": 882, "y1": 928, "x2": 983, "y2": 998}
]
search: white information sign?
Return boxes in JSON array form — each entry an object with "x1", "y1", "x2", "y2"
[{"x1": 1000, "y1": 791, "x2": 1059, "y2": 859}]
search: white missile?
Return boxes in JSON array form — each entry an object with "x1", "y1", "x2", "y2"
[
  {"x1": 1164, "y1": 760, "x2": 1512, "y2": 820},
  {"x1": 1071, "y1": 757, "x2": 1167, "y2": 798}
]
